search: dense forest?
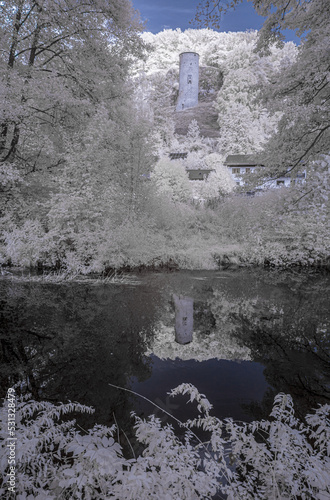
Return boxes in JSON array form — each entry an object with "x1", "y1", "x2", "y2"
[{"x1": 0, "y1": 0, "x2": 329, "y2": 274}]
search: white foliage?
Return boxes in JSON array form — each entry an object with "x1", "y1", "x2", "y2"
[
  {"x1": 1, "y1": 387, "x2": 329, "y2": 499},
  {"x1": 204, "y1": 153, "x2": 236, "y2": 195},
  {"x1": 151, "y1": 157, "x2": 192, "y2": 203},
  {"x1": 144, "y1": 322, "x2": 251, "y2": 362},
  {"x1": 0, "y1": 163, "x2": 22, "y2": 188},
  {"x1": 215, "y1": 41, "x2": 296, "y2": 154},
  {"x1": 138, "y1": 28, "x2": 297, "y2": 157},
  {"x1": 139, "y1": 29, "x2": 260, "y2": 75}
]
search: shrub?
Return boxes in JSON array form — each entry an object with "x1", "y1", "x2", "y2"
[
  {"x1": 151, "y1": 158, "x2": 192, "y2": 203},
  {"x1": 1, "y1": 386, "x2": 329, "y2": 499}
]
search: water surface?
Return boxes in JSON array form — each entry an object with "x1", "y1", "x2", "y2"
[{"x1": 1, "y1": 268, "x2": 329, "y2": 435}]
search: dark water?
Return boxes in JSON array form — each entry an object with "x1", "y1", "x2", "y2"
[{"x1": 1, "y1": 269, "x2": 329, "y2": 439}]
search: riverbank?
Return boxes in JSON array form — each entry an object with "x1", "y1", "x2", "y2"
[
  {"x1": 1, "y1": 189, "x2": 329, "y2": 275},
  {"x1": 1, "y1": 238, "x2": 330, "y2": 285}
]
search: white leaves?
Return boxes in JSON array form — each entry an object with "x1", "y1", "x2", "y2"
[
  {"x1": 0, "y1": 163, "x2": 23, "y2": 188},
  {"x1": 62, "y1": 468, "x2": 75, "y2": 477},
  {"x1": 151, "y1": 157, "x2": 192, "y2": 203},
  {"x1": 1, "y1": 386, "x2": 330, "y2": 499}
]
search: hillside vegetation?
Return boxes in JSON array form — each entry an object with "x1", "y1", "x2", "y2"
[
  {"x1": 139, "y1": 29, "x2": 297, "y2": 151},
  {"x1": 1, "y1": 13, "x2": 329, "y2": 273}
]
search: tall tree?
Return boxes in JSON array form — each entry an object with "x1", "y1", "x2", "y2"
[
  {"x1": 194, "y1": 0, "x2": 330, "y2": 187},
  {"x1": 214, "y1": 40, "x2": 290, "y2": 155},
  {"x1": 0, "y1": 0, "x2": 145, "y2": 172}
]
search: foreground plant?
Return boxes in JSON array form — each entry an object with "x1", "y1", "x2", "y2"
[{"x1": 0, "y1": 385, "x2": 329, "y2": 499}]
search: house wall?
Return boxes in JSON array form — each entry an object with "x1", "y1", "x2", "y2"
[
  {"x1": 227, "y1": 166, "x2": 305, "y2": 189},
  {"x1": 227, "y1": 166, "x2": 256, "y2": 186},
  {"x1": 176, "y1": 52, "x2": 199, "y2": 112}
]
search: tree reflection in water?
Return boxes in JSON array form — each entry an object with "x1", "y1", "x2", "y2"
[
  {"x1": 206, "y1": 271, "x2": 330, "y2": 420},
  {"x1": 0, "y1": 279, "x2": 160, "y2": 441},
  {"x1": 0, "y1": 269, "x2": 329, "y2": 429},
  {"x1": 239, "y1": 302, "x2": 330, "y2": 420}
]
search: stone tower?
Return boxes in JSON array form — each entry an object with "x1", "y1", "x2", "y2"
[{"x1": 176, "y1": 52, "x2": 199, "y2": 112}]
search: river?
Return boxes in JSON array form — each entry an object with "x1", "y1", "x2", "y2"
[{"x1": 1, "y1": 268, "x2": 329, "y2": 440}]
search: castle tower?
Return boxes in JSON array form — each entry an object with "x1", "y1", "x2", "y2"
[{"x1": 176, "y1": 52, "x2": 199, "y2": 112}]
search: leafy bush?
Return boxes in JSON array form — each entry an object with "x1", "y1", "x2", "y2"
[
  {"x1": 1, "y1": 172, "x2": 329, "y2": 272},
  {"x1": 151, "y1": 158, "x2": 192, "y2": 203},
  {"x1": 1, "y1": 220, "x2": 49, "y2": 268},
  {"x1": 1, "y1": 386, "x2": 329, "y2": 499}
]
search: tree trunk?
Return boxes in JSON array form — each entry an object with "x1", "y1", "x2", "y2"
[{"x1": 0, "y1": 1, "x2": 24, "y2": 156}]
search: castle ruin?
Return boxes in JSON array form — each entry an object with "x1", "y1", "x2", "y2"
[{"x1": 176, "y1": 52, "x2": 199, "y2": 112}]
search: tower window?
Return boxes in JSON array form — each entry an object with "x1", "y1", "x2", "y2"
[{"x1": 187, "y1": 74, "x2": 192, "y2": 84}]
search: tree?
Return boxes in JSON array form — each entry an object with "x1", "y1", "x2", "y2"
[
  {"x1": 194, "y1": 0, "x2": 318, "y2": 46},
  {"x1": 204, "y1": 153, "x2": 235, "y2": 194},
  {"x1": 257, "y1": 1, "x2": 330, "y2": 179},
  {"x1": 215, "y1": 40, "x2": 295, "y2": 155},
  {"x1": 185, "y1": 120, "x2": 205, "y2": 152},
  {"x1": 0, "y1": 0, "x2": 145, "y2": 173},
  {"x1": 151, "y1": 157, "x2": 192, "y2": 203},
  {"x1": 0, "y1": 1, "x2": 159, "y2": 271},
  {"x1": 185, "y1": 152, "x2": 235, "y2": 201},
  {"x1": 194, "y1": 0, "x2": 330, "y2": 188},
  {"x1": 145, "y1": 69, "x2": 179, "y2": 150}
]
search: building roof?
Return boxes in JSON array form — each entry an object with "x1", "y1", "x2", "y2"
[
  {"x1": 187, "y1": 169, "x2": 214, "y2": 180},
  {"x1": 186, "y1": 166, "x2": 213, "y2": 171},
  {"x1": 225, "y1": 154, "x2": 263, "y2": 167},
  {"x1": 179, "y1": 51, "x2": 199, "y2": 56},
  {"x1": 169, "y1": 152, "x2": 188, "y2": 160},
  {"x1": 187, "y1": 168, "x2": 214, "y2": 173}
]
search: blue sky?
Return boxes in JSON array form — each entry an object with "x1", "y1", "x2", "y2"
[{"x1": 132, "y1": 0, "x2": 300, "y2": 44}]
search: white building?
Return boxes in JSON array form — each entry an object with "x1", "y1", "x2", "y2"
[{"x1": 225, "y1": 154, "x2": 306, "y2": 190}]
